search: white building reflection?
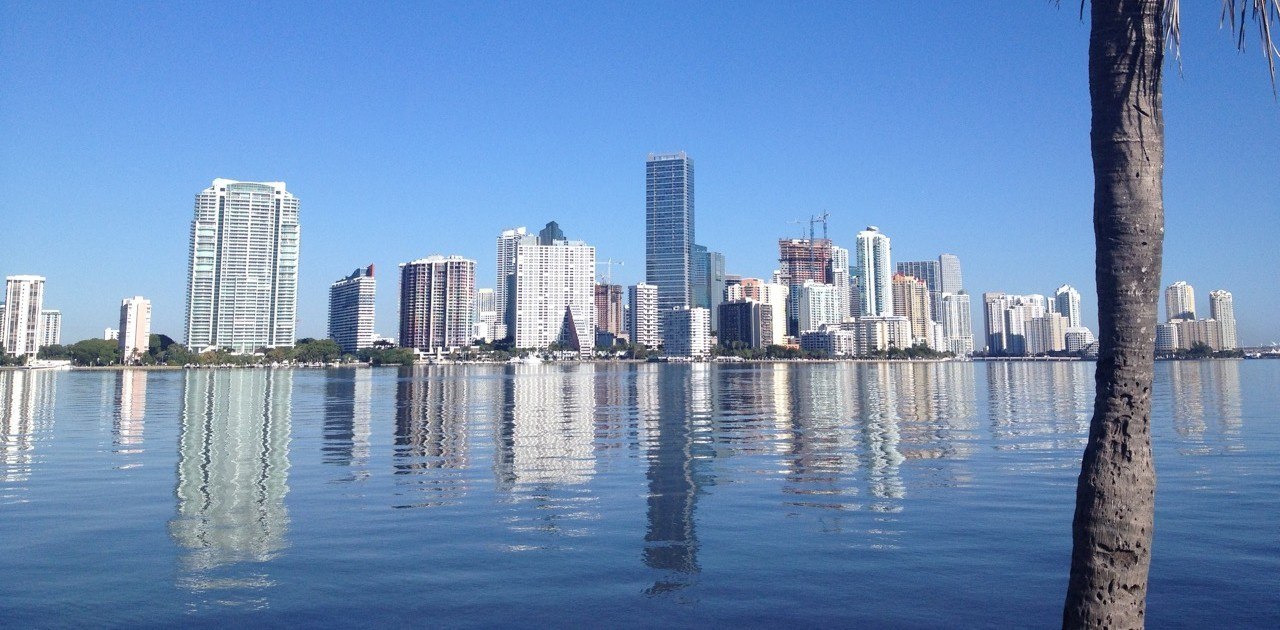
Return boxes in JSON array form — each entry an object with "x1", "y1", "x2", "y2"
[
  {"x1": 985, "y1": 361, "x2": 1091, "y2": 452},
  {"x1": 323, "y1": 368, "x2": 372, "y2": 472},
  {"x1": 113, "y1": 369, "x2": 147, "y2": 456},
  {"x1": 856, "y1": 364, "x2": 906, "y2": 505},
  {"x1": 0, "y1": 369, "x2": 57, "y2": 485},
  {"x1": 493, "y1": 364, "x2": 596, "y2": 489},
  {"x1": 1165, "y1": 360, "x2": 1243, "y2": 454},
  {"x1": 170, "y1": 369, "x2": 292, "y2": 591}
]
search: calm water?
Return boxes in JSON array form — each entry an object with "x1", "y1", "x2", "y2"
[{"x1": 1, "y1": 361, "x2": 1276, "y2": 628}]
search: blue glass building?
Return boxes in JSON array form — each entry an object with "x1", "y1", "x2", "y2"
[{"x1": 646, "y1": 152, "x2": 695, "y2": 325}]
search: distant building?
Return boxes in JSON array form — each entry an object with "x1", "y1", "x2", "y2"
[
  {"x1": 40, "y1": 310, "x2": 61, "y2": 348},
  {"x1": 897, "y1": 259, "x2": 941, "y2": 324},
  {"x1": 399, "y1": 255, "x2": 476, "y2": 352},
  {"x1": 852, "y1": 315, "x2": 912, "y2": 355},
  {"x1": 777, "y1": 238, "x2": 836, "y2": 336},
  {"x1": 595, "y1": 283, "x2": 626, "y2": 347},
  {"x1": 984, "y1": 292, "x2": 1048, "y2": 356},
  {"x1": 691, "y1": 245, "x2": 726, "y2": 332},
  {"x1": 1209, "y1": 290, "x2": 1237, "y2": 349},
  {"x1": 800, "y1": 324, "x2": 856, "y2": 357},
  {"x1": 119, "y1": 296, "x2": 152, "y2": 362},
  {"x1": 474, "y1": 288, "x2": 498, "y2": 343},
  {"x1": 3, "y1": 275, "x2": 46, "y2": 357},
  {"x1": 1175, "y1": 318, "x2": 1223, "y2": 351},
  {"x1": 717, "y1": 300, "x2": 772, "y2": 349},
  {"x1": 104, "y1": 328, "x2": 119, "y2": 341},
  {"x1": 1053, "y1": 284, "x2": 1082, "y2": 329},
  {"x1": 1066, "y1": 326, "x2": 1097, "y2": 354},
  {"x1": 830, "y1": 245, "x2": 852, "y2": 322},
  {"x1": 185, "y1": 179, "x2": 299, "y2": 353},
  {"x1": 938, "y1": 254, "x2": 964, "y2": 294},
  {"x1": 329, "y1": 265, "x2": 377, "y2": 354},
  {"x1": 940, "y1": 292, "x2": 973, "y2": 356},
  {"x1": 1026, "y1": 312, "x2": 1068, "y2": 355},
  {"x1": 855, "y1": 226, "x2": 892, "y2": 317},
  {"x1": 1165, "y1": 281, "x2": 1195, "y2": 322},
  {"x1": 628, "y1": 283, "x2": 659, "y2": 349},
  {"x1": 495, "y1": 227, "x2": 529, "y2": 341},
  {"x1": 892, "y1": 273, "x2": 933, "y2": 345},
  {"x1": 1155, "y1": 322, "x2": 1179, "y2": 355},
  {"x1": 662, "y1": 307, "x2": 711, "y2": 358},
  {"x1": 798, "y1": 281, "x2": 841, "y2": 333},
  {"x1": 512, "y1": 231, "x2": 595, "y2": 352},
  {"x1": 646, "y1": 152, "x2": 695, "y2": 325}
]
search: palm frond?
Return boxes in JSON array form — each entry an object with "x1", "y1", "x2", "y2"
[{"x1": 1221, "y1": 0, "x2": 1280, "y2": 93}]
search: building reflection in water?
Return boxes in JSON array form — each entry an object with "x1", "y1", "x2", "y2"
[
  {"x1": 1166, "y1": 360, "x2": 1243, "y2": 455},
  {"x1": 855, "y1": 364, "x2": 906, "y2": 507},
  {"x1": 643, "y1": 364, "x2": 714, "y2": 595},
  {"x1": 0, "y1": 370, "x2": 57, "y2": 487},
  {"x1": 985, "y1": 361, "x2": 1091, "y2": 454},
  {"x1": 493, "y1": 364, "x2": 596, "y2": 490},
  {"x1": 170, "y1": 369, "x2": 292, "y2": 600},
  {"x1": 323, "y1": 368, "x2": 372, "y2": 478},
  {"x1": 393, "y1": 365, "x2": 470, "y2": 508},
  {"x1": 113, "y1": 369, "x2": 147, "y2": 457}
]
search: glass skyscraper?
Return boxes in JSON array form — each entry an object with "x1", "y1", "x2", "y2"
[
  {"x1": 185, "y1": 179, "x2": 300, "y2": 353},
  {"x1": 646, "y1": 152, "x2": 695, "y2": 322}
]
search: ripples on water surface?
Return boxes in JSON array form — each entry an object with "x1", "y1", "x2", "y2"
[{"x1": 0, "y1": 361, "x2": 1276, "y2": 627}]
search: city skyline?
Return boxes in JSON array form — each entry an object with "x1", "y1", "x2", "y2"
[{"x1": 2, "y1": 4, "x2": 1276, "y2": 345}]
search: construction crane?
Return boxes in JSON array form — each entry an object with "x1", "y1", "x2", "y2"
[{"x1": 595, "y1": 259, "x2": 624, "y2": 284}]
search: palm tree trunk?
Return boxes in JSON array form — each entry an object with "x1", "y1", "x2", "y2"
[{"x1": 1064, "y1": 0, "x2": 1164, "y2": 628}]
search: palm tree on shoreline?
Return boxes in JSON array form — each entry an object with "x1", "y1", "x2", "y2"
[{"x1": 1063, "y1": 1, "x2": 1276, "y2": 628}]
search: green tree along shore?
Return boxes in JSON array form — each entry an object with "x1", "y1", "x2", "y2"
[{"x1": 31, "y1": 335, "x2": 418, "y2": 367}]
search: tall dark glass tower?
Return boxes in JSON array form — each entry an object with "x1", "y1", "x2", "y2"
[{"x1": 645, "y1": 152, "x2": 695, "y2": 324}]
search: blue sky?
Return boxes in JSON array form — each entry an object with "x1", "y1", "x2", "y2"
[{"x1": 2, "y1": 2, "x2": 1276, "y2": 345}]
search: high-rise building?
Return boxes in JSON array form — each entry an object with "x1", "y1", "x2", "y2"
[
  {"x1": 1053, "y1": 284, "x2": 1082, "y2": 329},
  {"x1": 1155, "y1": 322, "x2": 1179, "y2": 355},
  {"x1": 3, "y1": 275, "x2": 45, "y2": 357},
  {"x1": 646, "y1": 152, "x2": 695, "y2": 323},
  {"x1": 940, "y1": 292, "x2": 974, "y2": 356},
  {"x1": 399, "y1": 255, "x2": 476, "y2": 352},
  {"x1": 830, "y1": 245, "x2": 852, "y2": 322},
  {"x1": 185, "y1": 179, "x2": 299, "y2": 352},
  {"x1": 1165, "y1": 281, "x2": 1195, "y2": 321},
  {"x1": 594, "y1": 283, "x2": 626, "y2": 345},
  {"x1": 852, "y1": 315, "x2": 912, "y2": 355},
  {"x1": 39, "y1": 310, "x2": 61, "y2": 348},
  {"x1": 798, "y1": 281, "x2": 840, "y2": 333},
  {"x1": 855, "y1": 226, "x2": 892, "y2": 317},
  {"x1": 118, "y1": 296, "x2": 152, "y2": 362},
  {"x1": 512, "y1": 233, "x2": 595, "y2": 351},
  {"x1": 897, "y1": 259, "x2": 941, "y2": 322},
  {"x1": 984, "y1": 292, "x2": 1047, "y2": 356},
  {"x1": 983, "y1": 292, "x2": 1010, "y2": 354},
  {"x1": 1175, "y1": 318, "x2": 1223, "y2": 351},
  {"x1": 104, "y1": 328, "x2": 119, "y2": 341},
  {"x1": 1026, "y1": 312, "x2": 1068, "y2": 355},
  {"x1": 662, "y1": 307, "x2": 711, "y2": 358},
  {"x1": 1209, "y1": 290, "x2": 1237, "y2": 349},
  {"x1": 537, "y1": 220, "x2": 565, "y2": 245},
  {"x1": 692, "y1": 244, "x2": 727, "y2": 322},
  {"x1": 777, "y1": 238, "x2": 834, "y2": 336},
  {"x1": 328, "y1": 266, "x2": 376, "y2": 354},
  {"x1": 474, "y1": 288, "x2": 498, "y2": 343},
  {"x1": 717, "y1": 300, "x2": 771, "y2": 349},
  {"x1": 892, "y1": 273, "x2": 933, "y2": 345},
  {"x1": 628, "y1": 283, "x2": 659, "y2": 349},
  {"x1": 938, "y1": 253, "x2": 964, "y2": 294},
  {"x1": 495, "y1": 226, "x2": 528, "y2": 341}
]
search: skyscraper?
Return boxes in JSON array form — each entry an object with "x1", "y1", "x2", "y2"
[
  {"x1": 328, "y1": 266, "x2": 376, "y2": 354},
  {"x1": 185, "y1": 179, "x2": 299, "y2": 352},
  {"x1": 512, "y1": 232, "x2": 595, "y2": 352},
  {"x1": 1053, "y1": 284, "x2": 1082, "y2": 329},
  {"x1": 3, "y1": 275, "x2": 45, "y2": 358},
  {"x1": 594, "y1": 283, "x2": 625, "y2": 345},
  {"x1": 830, "y1": 245, "x2": 852, "y2": 322},
  {"x1": 940, "y1": 293, "x2": 974, "y2": 356},
  {"x1": 495, "y1": 226, "x2": 528, "y2": 341},
  {"x1": 1209, "y1": 290, "x2": 1237, "y2": 349},
  {"x1": 691, "y1": 245, "x2": 727, "y2": 331},
  {"x1": 797, "y1": 281, "x2": 840, "y2": 333},
  {"x1": 118, "y1": 296, "x2": 152, "y2": 362},
  {"x1": 855, "y1": 226, "x2": 892, "y2": 317},
  {"x1": 39, "y1": 310, "x2": 61, "y2": 348},
  {"x1": 897, "y1": 259, "x2": 941, "y2": 319},
  {"x1": 938, "y1": 253, "x2": 964, "y2": 294},
  {"x1": 892, "y1": 273, "x2": 932, "y2": 344},
  {"x1": 399, "y1": 255, "x2": 476, "y2": 352},
  {"x1": 1165, "y1": 281, "x2": 1195, "y2": 321},
  {"x1": 628, "y1": 283, "x2": 659, "y2": 349},
  {"x1": 475, "y1": 288, "x2": 498, "y2": 343},
  {"x1": 646, "y1": 152, "x2": 695, "y2": 322},
  {"x1": 662, "y1": 307, "x2": 711, "y2": 358},
  {"x1": 777, "y1": 238, "x2": 834, "y2": 336}
]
